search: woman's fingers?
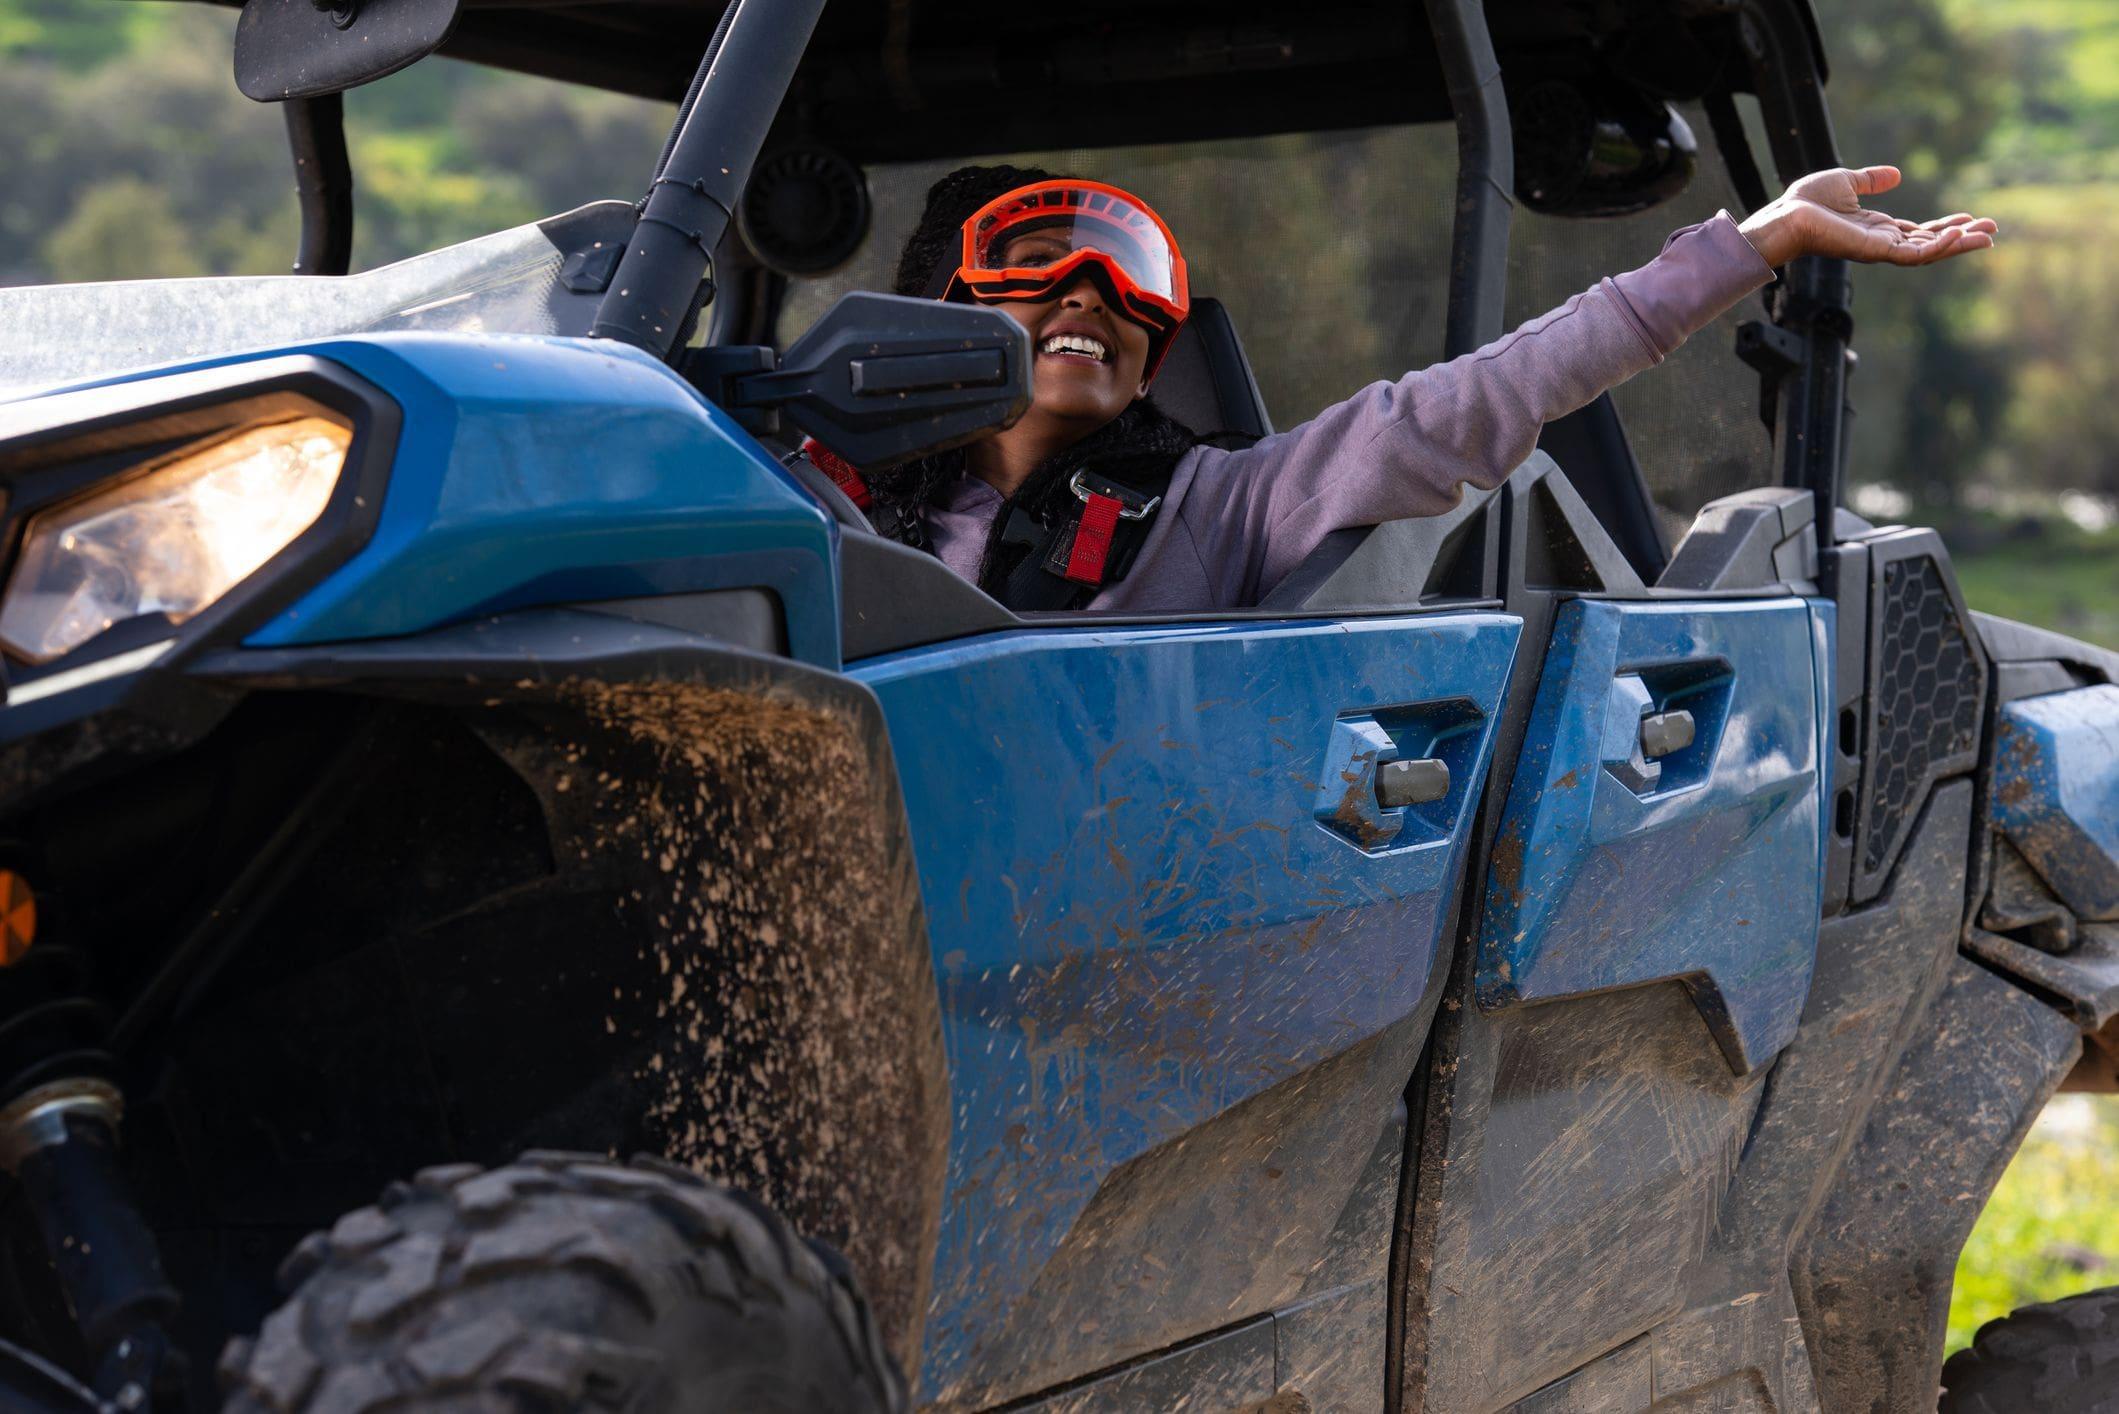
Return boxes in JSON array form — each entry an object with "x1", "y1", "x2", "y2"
[
  {"x1": 1864, "y1": 210, "x2": 2001, "y2": 264},
  {"x1": 1913, "y1": 226, "x2": 1966, "y2": 263},
  {"x1": 1894, "y1": 224, "x2": 1995, "y2": 265},
  {"x1": 1877, "y1": 212, "x2": 1998, "y2": 235},
  {"x1": 1883, "y1": 226, "x2": 1954, "y2": 265},
  {"x1": 1783, "y1": 165, "x2": 1999, "y2": 264}
]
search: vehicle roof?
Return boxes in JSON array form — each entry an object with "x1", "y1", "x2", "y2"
[{"x1": 192, "y1": 0, "x2": 1826, "y2": 163}]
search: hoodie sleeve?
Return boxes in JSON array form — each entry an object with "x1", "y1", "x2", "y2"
[{"x1": 1178, "y1": 212, "x2": 1776, "y2": 606}]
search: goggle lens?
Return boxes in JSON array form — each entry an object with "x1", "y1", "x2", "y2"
[{"x1": 969, "y1": 186, "x2": 1180, "y2": 303}]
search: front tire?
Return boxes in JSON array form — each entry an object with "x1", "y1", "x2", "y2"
[
  {"x1": 217, "y1": 1151, "x2": 905, "y2": 1413},
  {"x1": 1940, "y1": 1284, "x2": 2119, "y2": 1413}
]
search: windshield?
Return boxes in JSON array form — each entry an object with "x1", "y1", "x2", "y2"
[
  {"x1": 0, "y1": 202, "x2": 634, "y2": 398},
  {"x1": 777, "y1": 116, "x2": 1770, "y2": 531}
]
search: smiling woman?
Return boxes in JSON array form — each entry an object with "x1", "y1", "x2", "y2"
[{"x1": 792, "y1": 155, "x2": 1994, "y2": 616}]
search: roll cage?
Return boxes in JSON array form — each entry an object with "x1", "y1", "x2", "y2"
[{"x1": 210, "y1": 0, "x2": 1851, "y2": 564}]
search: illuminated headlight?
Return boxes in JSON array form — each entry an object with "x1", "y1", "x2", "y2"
[{"x1": 0, "y1": 416, "x2": 351, "y2": 664}]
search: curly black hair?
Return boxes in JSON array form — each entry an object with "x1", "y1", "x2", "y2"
[{"x1": 890, "y1": 163, "x2": 1062, "y2": 298}]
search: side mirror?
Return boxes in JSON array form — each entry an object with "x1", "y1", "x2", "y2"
[
  {"x1": 1510, "y1": 81, "x2": 1697, "y2": 219},
  {"x1": 684, "y1": 293, "x2": 1032, "y2": 469},
  {"x1": 235, "y1": 0, "x2": 463, "y2": 102}
]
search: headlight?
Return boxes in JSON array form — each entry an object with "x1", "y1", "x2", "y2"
[{"x1": 0, "y1": 416, "x2": 350, "y2": 663}]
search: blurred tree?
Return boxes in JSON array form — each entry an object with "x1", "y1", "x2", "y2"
[
  {"x1": 1918, "y1": 0, "x2": 2119, "y2": 502},
  {"x1": 1968, "y1": 185, "x2": 2119, "y2": 496},
  {"x1": 0, "y1": 0, "x2": 670, "y2": 284},
  {"x1": 0, "y1": 0, "x2": 162, "y2": 70},
  {"x1": 454, "y1": 80, "x2": 670, "y2": 217},
  {"x1": 1810, "y1": 0, "x2": 2007, "y2": 504},
  {"x1": 347, "y1": 129, "x2": 540, "y2": 262},
  {"x1": 0, "y1": 65, "x2": 68, "y2": 281},
  {"x1": 42, "y1": 177, "x2": 203, "y2": 281}
]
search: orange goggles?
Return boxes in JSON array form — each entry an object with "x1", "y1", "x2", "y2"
[{"x1": 946, "y1": 180, "x2": 1191, "y2": 378}]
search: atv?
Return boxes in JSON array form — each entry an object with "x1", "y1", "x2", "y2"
[{"x1": 0, "y1": 0, "x2": 2112, "y2": 1410}]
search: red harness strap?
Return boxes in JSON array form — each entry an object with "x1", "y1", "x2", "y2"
[
  {"x1": 801, "y1": 438, "x2": 873, "y2": 510},
  {"x1": 1063, "y1": 491, "x2": 1125, "y2": 586}
]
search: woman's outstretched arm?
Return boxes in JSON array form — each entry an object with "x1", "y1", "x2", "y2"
[{"x1": 1168, "y1": 166, "x2": 1995, "y2": 607}]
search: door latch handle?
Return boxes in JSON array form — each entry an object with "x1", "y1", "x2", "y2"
[
  {"x1": 1639, "y1": 709, "x2": 1695, "y2": 759},
  {"x1": 1377, "y1": 757, "x2": 1451, "y2": 809}
]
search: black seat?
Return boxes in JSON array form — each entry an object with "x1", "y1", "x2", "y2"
[{"x1": 1148, "y1": 296, "x2": 1275, "y2": 443}]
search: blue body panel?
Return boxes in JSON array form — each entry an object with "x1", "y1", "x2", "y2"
[
  {"x1": 1476, "y1": 598, "x2": 1827, "y2": 1073},
  {"x1": 1993, "y1": 683, "x2": 2119, "y2": 920},
  {"x1": 40, "y1": 334, "x2": 842, "y2": 667},
  {"x1": 854, "y1": 612, "x2": 1520, "y2": 1397}
]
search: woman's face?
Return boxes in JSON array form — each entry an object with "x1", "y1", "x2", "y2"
[{"x1": 991, "y1": 230, "x2": 1153, "y2": 430}]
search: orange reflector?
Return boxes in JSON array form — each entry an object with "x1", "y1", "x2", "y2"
[{"x1": 0, "y1": 870, "x2": 34, "y2": 965}]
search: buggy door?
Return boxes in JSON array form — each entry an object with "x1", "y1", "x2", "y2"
[
  {"x1": 1408, "y1": 595, "x2": 1833, "y2": 1405},
  {"x1": 1478, "y1": 598, "x2": 1830, "y2": 1072},
  {"x1": 852, "y1": 609, "x2": 1519, "y2": 1407}
]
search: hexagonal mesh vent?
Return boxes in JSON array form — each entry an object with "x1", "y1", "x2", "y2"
[{"x1": 1863, "y1": 554, "x2": 1984, "y2": 874}]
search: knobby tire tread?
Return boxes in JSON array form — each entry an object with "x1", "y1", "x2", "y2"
[
  {"x1": 216, "y1": 1151, "x2": 905, "y2": 1414},
  {"x1": 1939, "y1": 1283, "x2": 2119, "y2": 1414}
]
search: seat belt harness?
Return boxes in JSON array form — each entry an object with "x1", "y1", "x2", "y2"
[
  {"x1": 1064, "y1": 493, "x2": 1124, "y2": 585},
  {"x1": 1000, "y1": 468, "x2": 1166, "y2": 609},
  {"x1": 1052, "y1": 469, "x2": 1161, "y2": 587},
  {"x1": 796, "y1": 440, "x2": 1165, "y2": 608},
  {"x1": 800, "y1": 438, "x2": 873, "y2": 510}
]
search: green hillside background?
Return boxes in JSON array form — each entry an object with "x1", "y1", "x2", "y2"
[{"x1": 2, "y1": 0, "x2": 2116, "y2": 1356}]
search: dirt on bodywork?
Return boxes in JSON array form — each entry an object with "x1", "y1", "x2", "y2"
[{"x1": 479, "y1": 675, "x2": 948, "y2": 1370}]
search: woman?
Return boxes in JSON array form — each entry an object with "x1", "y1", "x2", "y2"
[{"x1": 802, "y1": 162, "x2": 1994, "y2": 611}]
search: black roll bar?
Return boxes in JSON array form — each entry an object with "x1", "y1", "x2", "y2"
[
  {"x1": 592, "y1": 0, "x2": 827, "y2": 358},
  {"x1": 1424, "y1": 0, "x2": 1513, "y2": 359},
  {"x1": 1728, "y1": 0, "x2": 1851, "y2": 546},
  {"x1": 284, "y1": 94, "x2": 353, "y2": 276}
]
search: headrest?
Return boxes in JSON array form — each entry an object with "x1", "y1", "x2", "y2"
[{"x1": 1148, "y1": 297, "x2": 1274, "y2": 443}]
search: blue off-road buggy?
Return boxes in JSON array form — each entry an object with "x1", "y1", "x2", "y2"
[{"x1": 0, "y1": 0, "x2": 2115, "y2": 1410}]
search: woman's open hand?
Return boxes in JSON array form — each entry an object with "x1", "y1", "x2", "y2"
[{"x1": 1738, "y1": 165, "x2": 1997, "y2": 269}]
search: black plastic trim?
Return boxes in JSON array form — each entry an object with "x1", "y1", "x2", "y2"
[
  {"x1": 1972, "y1": 610, "x2": 2119, "y2": 684},
  {"x1": 1658, "y1": 487, "x2": 1817, "y2": 592},
  {"x1": 574, "y1": 588, "x2": 787, "y2": 657},
  {"x1": 1847, "y1": 529, "x2": 1988, "y2": 905},
  {"x1": 839, "y1": 536, "x2": 1015, "y2": 661},
  {"x1": 1502, "y1": 454, "x2": 1646, "y2": 602}
]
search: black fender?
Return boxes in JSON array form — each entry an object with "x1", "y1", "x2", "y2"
[{"x1": 42, "y1": 609, "x2": 946, "y2": 1378}]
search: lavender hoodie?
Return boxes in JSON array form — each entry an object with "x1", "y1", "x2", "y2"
[{"x1": 918, "y1": 213, "x2": 1775, "y2": 611}]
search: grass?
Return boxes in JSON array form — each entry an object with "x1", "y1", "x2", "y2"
[
  {"x1": 1950, "y1": 1095, "x2": 2119, "y2": 1351},
  {"x1": 1943, "y1": 518, "x2": 2119, "y2": 651}
]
